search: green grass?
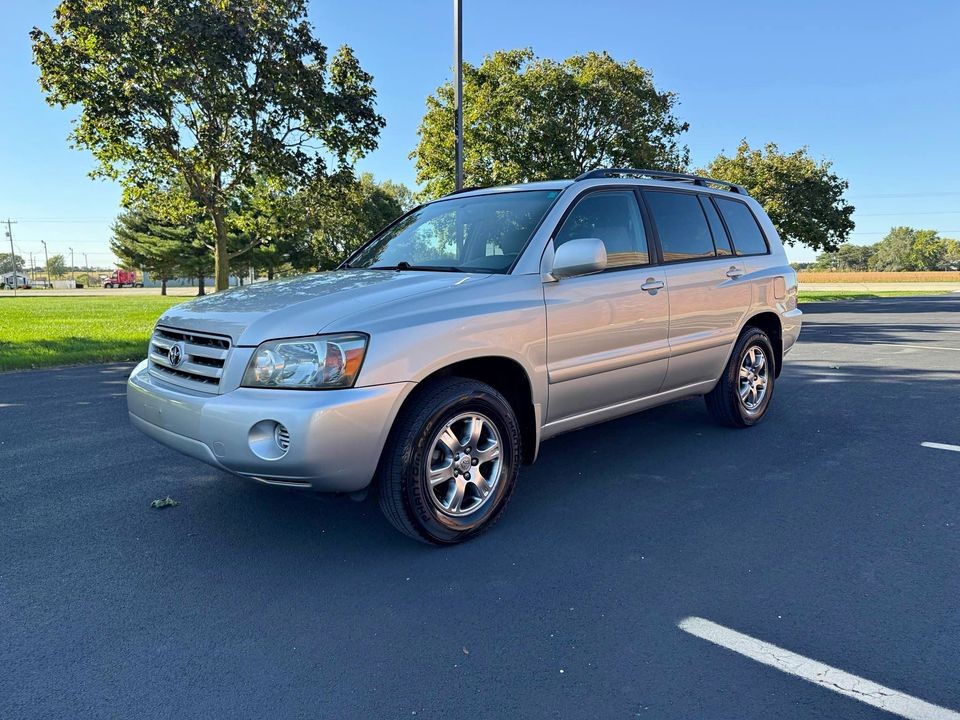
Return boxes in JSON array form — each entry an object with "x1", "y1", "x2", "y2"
[
  {"x1": 0, "y1": 295, "x2": 186, "y2": 371},
  {"x1": 798, "y1": 290, "x2": 952, "y2": 302}
]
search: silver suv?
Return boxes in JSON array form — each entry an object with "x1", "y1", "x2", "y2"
[{"x1": 128, "y1": 169, "x2": 802, "y2": 544}]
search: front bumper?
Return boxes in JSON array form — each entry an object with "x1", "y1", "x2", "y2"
[{"x1": 127, "y1": 360, "x2": 413, "y2": 492}]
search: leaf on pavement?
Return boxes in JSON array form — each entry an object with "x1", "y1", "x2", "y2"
[{"x1": 150, "y1": 496, "x2": 179, "y2": 509}]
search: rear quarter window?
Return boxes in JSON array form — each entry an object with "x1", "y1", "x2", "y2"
[{"x1": 715, "y1": 198, "x2": 769, "y2": 255}]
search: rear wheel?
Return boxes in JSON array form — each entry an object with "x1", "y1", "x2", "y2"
[
  {"x1": 705, "y1": 327, "x2": 776, "y2": 428},
  {"x1": 377, "y1": 377, "x2": 521, "y2": 545}
]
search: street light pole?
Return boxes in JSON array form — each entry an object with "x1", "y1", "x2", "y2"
[
  {"x1": 453, "y1": 0, "x2": 464, "y2": 191},
  {"x1": 41, "y1": 239, "x2": 50, "y2": 290}
]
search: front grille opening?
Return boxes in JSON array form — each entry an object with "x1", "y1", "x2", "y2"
[
  {"x1": 152, "y1": 365, "x2": 220, "y2": 385},
  {"x1": 148, "y1": 325, "x2": 232, "y2": 393},
  {"x1": 155, "y1": 327, "x2": 229, "y2": 350},
  {"x1": 190, "y1": 355, "x2": 221, "y2": 368}
]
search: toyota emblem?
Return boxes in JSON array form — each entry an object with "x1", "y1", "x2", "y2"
[{"x1": 167, "y1": 342, "x2": 185, "y2": 367}]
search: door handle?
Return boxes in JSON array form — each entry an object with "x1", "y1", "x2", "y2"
[
  {"x1": 725, "y1": 266, "x2": 744, "y2": 279},
  {"x1": 641, "y1": 279, "x2": 665, "y2": 293}
]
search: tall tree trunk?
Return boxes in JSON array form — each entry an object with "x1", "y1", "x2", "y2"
[
  {"x1": 197, "y1": 272, "x2": 206, "y2": 296},
  {"x1": 267, "y1": 267, "x2": 274, "y2": 281},
  {"x1": 212, "y1": 205, "x2": 229, "y2": 291},
  {"x1": 161, "y1": 276, "x2": 167, "y2": 296}
]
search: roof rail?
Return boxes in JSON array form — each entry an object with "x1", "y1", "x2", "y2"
[
  {"x1": 574, "y1": 168, "x2": 747, "y2": 195},
  {"x1": 443, "y1": 185, "x2": 486, "y2": 197}
]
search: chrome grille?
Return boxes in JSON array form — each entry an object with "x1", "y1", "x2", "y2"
[{"x1": 148, "y1": 326, "x2": 231, "y2": 393}]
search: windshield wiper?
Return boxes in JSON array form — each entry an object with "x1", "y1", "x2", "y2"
[{"x1": 369, "y1": 261, "x2": 463, "y2": 272}]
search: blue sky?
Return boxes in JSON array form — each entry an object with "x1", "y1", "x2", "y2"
[{"x1": 1, "y1": 0, "x2": 958, "y2": 267}]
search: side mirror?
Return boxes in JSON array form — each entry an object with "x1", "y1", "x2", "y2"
[{"x1": 550, "y1": 237, "x2": 607, "y2": 279}]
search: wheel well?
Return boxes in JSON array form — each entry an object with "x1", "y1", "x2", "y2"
[
  {"x1": 744, "y1": 312, "x2": 783, "y2": 377},
  {"x1": 412, "y1": 357, "x2": 537, "y2": 465}
]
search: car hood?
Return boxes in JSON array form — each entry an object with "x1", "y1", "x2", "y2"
[{"x1": 157, "y1": 269, "x2": 493, "y2": 346}]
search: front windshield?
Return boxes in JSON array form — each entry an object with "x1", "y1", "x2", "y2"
[{"x1": 348, "y1": 189, "x2": 561, "y2": 273}]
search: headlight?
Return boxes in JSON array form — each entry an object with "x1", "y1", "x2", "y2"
[{"x1": 241, "y1": 333, "x2": 368, "y2": 389}]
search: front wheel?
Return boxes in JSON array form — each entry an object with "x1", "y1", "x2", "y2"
[
  {"x1": 705, "y1": 327, "x2": 776, "y2": 428},
  {"x1": 377, "y1": 377, "x2": 522, "y2": 544}
]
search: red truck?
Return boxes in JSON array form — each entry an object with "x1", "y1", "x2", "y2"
[{"x1": 103, "y1": 269, "x2": 143, "y2": 288}]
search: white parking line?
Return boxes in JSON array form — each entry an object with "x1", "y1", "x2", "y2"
[
  {"x1": 678, "y1": 617, "x2": 960, "y2": 720},
  {"x1": 870, "y1": 342, "x2": 960, "y2": 352},
  {"x1": 921, "y1": 442, "x2": 960, "y2": 453}
]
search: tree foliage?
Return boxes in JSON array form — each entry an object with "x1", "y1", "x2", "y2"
[
  {"x1": 310, "y1": 173, "x2": 411, "y2": 269},
  {"x1": 111, "y1": 198, "x2": 213, "y2": 294},
  {"x1": 0, "y1": 253, "x2": 26, "y2": 275},
  {"x1": 811, "y1": 228, "x2": 960, "y2": 271},
  {"x1": 110, "y1": 172, "x2": 411, "y2": 284},
  {"x1": 47, "y1": 254, "x2": 66, "y2": 279},
  {"x1": 32, "y1": 0, "x2": 384, "y2": 290},
  {"x1": 413, "y1": 49, "x2": 689, "y2": 198},
  {"x1": 869, "y1": 227, "x2": 960, "y2": 271},
  {"x1": 703, "y1": 140, "x2": 855, "y2": 253}
]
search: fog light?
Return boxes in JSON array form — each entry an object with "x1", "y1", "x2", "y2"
[{"x1": 248, "y1": 420, "x2": 289, "y2": 460}]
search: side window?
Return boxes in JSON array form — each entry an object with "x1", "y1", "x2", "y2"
[
  {"x1": 715, "y1": 198, "x2": 769, "y2": 255},
  {"x1": 554, "y1": 190, "x2": 649, "y2": 269},
  {"x1": 699, "y1": 195, "x2": 733, "y2": 256},
  {"x1": 644, "y1": 191, "x2": 715, "y2": 262}
]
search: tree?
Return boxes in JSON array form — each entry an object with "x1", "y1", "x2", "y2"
[
  {"x1": 234, "y1": 174, "x2": 316, "y2": 280},
  {"x1": 870, "y1": 227, "x2": 948, "y2": 271},
  {"x1": 813, "y1": 242, "x2": 875, "y2": 271},
  {"x1": 0, "y1": 253, "x2": 25, "y2": 275},
  {"x1": 47, "y1": 254, "x2": 66, "y2": 279},
  {"x1": 703, "y1": 141, "x2": 855, "y2": 253},
  {"x1": 310, "y1": 173, "x2": 411, "y2": 269},
  {"x1": 112, "y1": 205, "x2": 194, "y2": 295},
  {"x1": 32, "y1": 0, "x2": 384, "y2": 291},
  {"x1": 412, "y1": 49, "x2": 689, "y2": 198},
  {"x1": 944, "y1": 238, "x2": 960, "y2": 270}
]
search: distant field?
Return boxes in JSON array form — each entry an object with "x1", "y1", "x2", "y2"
[
  {"x1": 0, "y1": 295, "x2": 185, "y2": 371},
  {"x1": 798, "y1": 271, "x2": 960, "y2": 283},
  {"x1": 798, "y1": 290, "x2": 951, "y2": 302}
]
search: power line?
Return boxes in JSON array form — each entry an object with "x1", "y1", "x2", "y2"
[
  {"x1": 855, "y1": 210, "x2": 960, "y2": 217},
  {"x1": 849, "y1": 191, "x2": 960, "y2": 199}
]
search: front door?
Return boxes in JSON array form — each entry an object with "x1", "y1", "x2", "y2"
[{"x1": 544, "y1": 189, "x2": 670, "y2": 423}]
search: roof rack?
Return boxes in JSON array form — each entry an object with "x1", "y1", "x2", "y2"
[
  {"x1": 443, "y1": 185, "x2": 487, "y2": 197},
  {"x1": 574, "y1": 168, "x2": 747, "y2": 195}
]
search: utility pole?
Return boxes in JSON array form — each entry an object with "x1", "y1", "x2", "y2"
[
  {"x1": 453, "y1": 0, "x2": 464, "y2": 191},
  {"x1": 69, "y1": 247, "x2": 75, "y2": 285},
  {"x1": 83, "y1": 252, "x2": 88, "y2": 271},
  {"x1": 41, "y1": 239, "x2": 50, "y2": 290},
  {"x1": 29, "y1": 252, "x2": 35, "y2": 283},
  {"x1": 4, "y1": 219, "x2": 19, "y2": 296}
]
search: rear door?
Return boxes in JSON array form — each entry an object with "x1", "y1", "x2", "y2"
[
  {"x1": 543, "y1": 188, "x2": 669, "y2": 423},
  {"x1": 642, "y1": 189, "x2": 752, "y2": 390}
]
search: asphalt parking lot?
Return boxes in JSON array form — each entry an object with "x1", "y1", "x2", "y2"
[{"x1": 2, "y1": 296, "x2": 959, "y2": 719}]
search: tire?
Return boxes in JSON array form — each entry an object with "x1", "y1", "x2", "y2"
[
  {"x1": 705, "y1": 327, "x2": 776, "y2": 428},
  {"x1": 134, "y1": 283, "x2": 143, "y2": 288},
  {"x1": 377, "y1": 377, "x2": 522, "y2": 545}
]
